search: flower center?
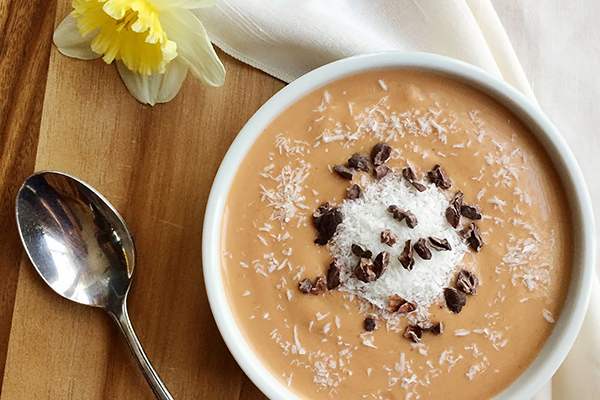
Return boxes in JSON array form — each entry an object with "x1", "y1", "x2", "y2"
[
  {"x1": 115, "y1": 9, "x2": 139, "y2": 32},
  {"x1": 72, "y1": 0, "x2": 177, "y2": 76}
]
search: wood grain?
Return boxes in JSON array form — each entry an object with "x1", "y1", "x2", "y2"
[
  {"x1": 0, "y1": 0, "x2": 282, "y2": 398},
  {"x1": 0, "y1": 0, "x2": 57, "y2": 388}
]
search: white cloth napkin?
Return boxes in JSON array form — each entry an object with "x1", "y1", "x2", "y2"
[{"x1": 193, "y1": 1, "x2": 600, "y2": 398}]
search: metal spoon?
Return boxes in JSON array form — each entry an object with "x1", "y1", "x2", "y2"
[{"x1": 15, "y1": 171, "x2": 173, "y2": 400}]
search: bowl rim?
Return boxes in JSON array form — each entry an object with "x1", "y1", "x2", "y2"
[{"x1": 202, "y1": 51, "x2": 596, "y2": 400}]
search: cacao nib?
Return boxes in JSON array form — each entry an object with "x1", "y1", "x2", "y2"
[
  {"x1": 403, "y1": 325, "x2": 423, "y2": 343},
  {"x1": 402, "y1": 167, "x2": 416, "y2": 182},
  {"x1": 326, "y1": 260, "x2": 343, "y2": 290},
  {"x1": 445, "y1": 206, "x2": 460, "y2": 228},
  {"x1": 398, "y1": 301, "x2": 417, "y2": 314},
  {"x1": 354, "y1": 258, "x2": 376, "y2": 283},
  {"x1": 374, "y1": 165, "x2": 392, "y2": 179},
  {"x1": 298, "y1": 278, "x2": 313, "y2": 294},
  {"x1": 413, "y1": 238, "x2": 432, "y2": 260},
  {"x1": 403, "y1": 210, "x2": 418, "y2": 228},
  {"x1": 428, "y1": 237, "x2": 452, "y2": 251},
  {"x1": 364, "y1": 317, "x2": 376, "y2": 332},
  {"x1": 371, "y1": 143, "x2": 392, "y2": 166},
  {"x1": 387, "y1": 205, "x2": 405, "y2": 222},
  {"x1": 348, "y1": 153, "x2": 371, "y2": 172},
  {"x1": 444, "y1": 287, "x2": 467, "y2": 313},
  {"x1": 399, "y1": 240, "x2": 415, "y2": 271},
  {"x1": 373, "y1": 251, "x2": 390, "y2": 278},
  {"x1": 430, "y1": 322, "x2": 444, "y2": 335},
  {"x1": 380, "y1": 229, "x2": 398, "y2": 246},
  {"x1": 414, "y1": 320, "x2": 443, "y2": 336},
  {"x1": 411, "y1": 181, "x2": 427, "y2": 192},
  {"x1": 387, "y1": 204, "x2": 399, "y2": 213},
  {"x1": 456, "y1": 269, "x2": 480, "y2": 295},
  {"x1": 312, "y1": 203, "x2": 329, "y2": 230},
  {"x1": 461, "y1": 204, "x2": 482, "y2": 220},
  {"x1": 415, "y1": 320, "x2": 433, "y2": 331},
  {"x1": 401, "y1": 166, "x2": 427, "y2": 191},
  {"x1": 446, "y1": 191, "x2": 464, "y2": 229},
  {"x1": 333, "y1": 165, "x2": 355, "y2": 180},
  {"x1": 387, "y1": 294, "x2": 406, "y2": 313},
  {"x1": 311, "y1": 275, "x2": 328, "y2": 295},
  {"x1": 428, "y1": 164, "x2": 452, "y2": 189},
  {"x1": 313, "y1": 203, "x2": 343, "y2": 245},
  {"x1": 451, "y1": 191, "x2": 464, "y2": 212},
  {"x1": 347, "y1": 184, "x2": 364, "y2": 200},
  {"x1": 351, "y1": 244, "x2": 372, "y2": 259},
  {"x1": 460, "y1": 223, "x2": 474, "y2": 239},
  {"x1": 388, "y1": 206, "x2": 418, "y2": 228},
  {"x1": 427, "y1": 164, "x2": 452, "y2": 190},
  {"x1": 461, "y1": 222, "x2": 484, "y2": 252}
]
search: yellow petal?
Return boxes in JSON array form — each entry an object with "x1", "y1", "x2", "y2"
[
  {"x1": 152, "y1": 0, "x2": 216, "y2": 10},
  {"x1": 158, "y1": 8, "x2": 225, "y2": 87},
  {"x1": 53, "y1": 15, "x2": 102, "y2": 60},
  {"x1": 117, "y1": 59, "x2": 188, "y2": 105},
  {"x1": 73, "y1": 0, "x2": 176, "y2": 75},
  {"x1": 91, "y1": 26, "x2": 176, "y2": 75},
  {"x1": 102, "y1": 0, "x2": 164, "y2": 43}
]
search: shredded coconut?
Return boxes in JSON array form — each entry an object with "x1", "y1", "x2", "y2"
[
  {"x1": 259, "y1": 160, "x2": 311, "y2": 225},
  {"x1": 275, "y1": 133, "x2": 310, "y2": 156},
  {"x1": 466, "y1": 357, "x2": 490, "y2": 380},
  {"x1": 454, "y1": 329, "x2": 470, "y2": 336},
  {"x1": 543, "y1": 309, "x2": 555, "y2": 323},
  {"x1": 330, "y1": 173, "x2": 467, "y2": 317},
  {"x1": 488, "y1": 196, "x2": 506, "y2": 211},
  {"x1": 360, "y1": 332, "x2": 377, "y2": 349}
]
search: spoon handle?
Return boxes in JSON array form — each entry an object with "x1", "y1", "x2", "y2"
[{"x1": 110, "y1": 301, "x2": 174, "y2": 400}]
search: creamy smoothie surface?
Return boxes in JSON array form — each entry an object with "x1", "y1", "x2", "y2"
[{"x1": 220, "y1": 70, "x2": 572, "y2": 400}]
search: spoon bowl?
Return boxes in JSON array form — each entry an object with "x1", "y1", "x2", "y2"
[
  {"x1": 16, "y1": 171, "x2": 134, "y2": 309},
  {"x1": 16, "y1": 171, "x2": 173, "y2": 400}
]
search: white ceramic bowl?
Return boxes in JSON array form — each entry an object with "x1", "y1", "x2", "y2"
[{"x1": 202, "y1": 52, "x2": 595, "y2": 400}]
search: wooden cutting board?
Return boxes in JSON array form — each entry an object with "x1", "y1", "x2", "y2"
[{"x1": 0, "y1": 0, "x2": 281, "y2": 398}]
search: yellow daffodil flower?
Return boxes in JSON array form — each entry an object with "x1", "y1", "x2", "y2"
[{"x1": 54, "y1": 0, "x2": 225, "y2": 105}]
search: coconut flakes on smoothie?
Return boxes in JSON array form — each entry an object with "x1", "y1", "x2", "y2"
[{"x1": 299, "y1": 142, "x2": 485, "y2": 342}]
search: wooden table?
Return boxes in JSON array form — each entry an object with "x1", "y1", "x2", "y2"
[{"x1": 0, "y1": 1, "x2": 280, "y2": 398}]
